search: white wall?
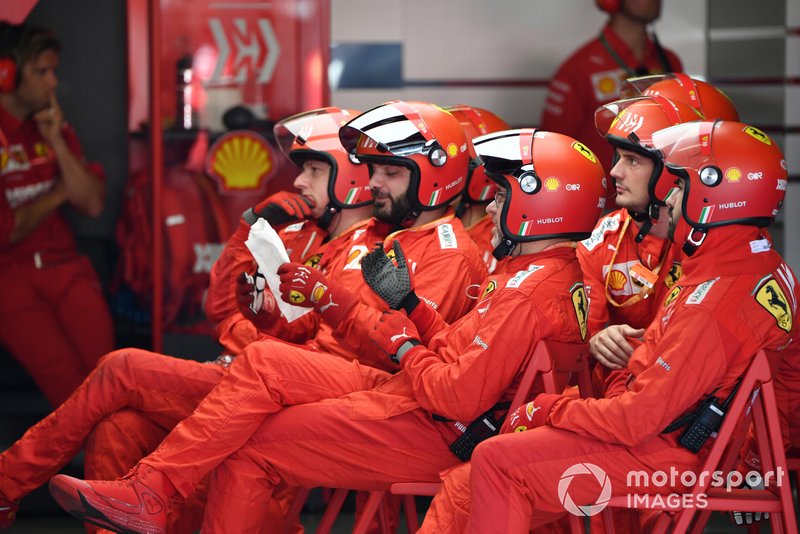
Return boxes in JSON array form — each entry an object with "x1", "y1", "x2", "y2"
[{"x1": 331, "y1": 0, "x2": 706, "y2": 125}]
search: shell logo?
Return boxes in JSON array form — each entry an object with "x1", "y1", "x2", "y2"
[
  {"x1": 598, "y1": 76, "x2": 616, "y2": 95},
  {"x1": 311, "y1": 282, "x2": 327, "y2": 304},
  {"x1": 206, "y1": 130, "x2": 275, "y2": 193},
  {"x1": 608, "y1": 270, "x2": 627, "y2": 290},
  {"x1": 544, "y1": 177, "x2": 560, "y2": 192},
  {"x1": 447, "y1": 143, "x2": 458, "y2": 157},
  {"x1": 725, "y1": 167, "x2": 742, "y2": 183}
]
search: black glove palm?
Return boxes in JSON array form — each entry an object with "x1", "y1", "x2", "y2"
[{"x1": 361, "y1": 240, "x2": 419, "y2": 312}]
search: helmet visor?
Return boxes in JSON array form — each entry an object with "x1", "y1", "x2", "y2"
[
  {"x1": 596, "y1": 96, "x2": 678, "y2": 145},
  {"x1": 339, "y1": 101, "x2": 435, "y2": 159},
  {"x1": 274, "y1": 108, "x2": 354, "y2": 161},
  {"x1": 620, "y1": 73, "x2": 682, "y2": 99},
  {"x1": 650, "y1": 120, "x2": 719, "y2": 175},
  {"x1": 472, "y1": 129, "x2": 536, "y2": 175}
]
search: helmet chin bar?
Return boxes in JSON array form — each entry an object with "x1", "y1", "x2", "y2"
[
  {"x1": 317, "y1": 204, "x2": 338, "y2": 230},
  {"x1": 634, "y1": 218, "x2": 653, "y2": 243},
  {"x1": 625, "y1": 208, "x2": 653, "y2": 243},
  {"x1": 682, "y1": 227, "x2": 707, "y2": 257},
  {"x1": 492, "y1": 237, "x2": 516, "y2": 260}
]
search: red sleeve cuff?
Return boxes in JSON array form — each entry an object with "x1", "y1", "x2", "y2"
[{"x1": 530, "y1": 393, "x2": 563, "y2": 427}]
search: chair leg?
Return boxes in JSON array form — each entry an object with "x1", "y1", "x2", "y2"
[
  {"x1": 403, "y1": 495, "x2": 420, "y2": 533},
  {"x1": 351, "y1": 491, "x2": 386, "y2": 534},
  {"x1": 316, "y1": 488, "x2": 350, "y2": 534}
]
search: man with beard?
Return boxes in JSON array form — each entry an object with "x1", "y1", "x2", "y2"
[
  {"x1": 0, "y1": 22, "x2": 112, "y2": 408},
  {"x1": 540, "y1": 0, "x2": 682, "y2": 192}
]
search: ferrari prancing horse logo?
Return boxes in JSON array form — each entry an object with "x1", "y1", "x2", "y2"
[
  {"x1": 570, "y1": 283, "x2": 588, "y2": 341},
  {"x1": 755, "y1": 279, "x2": 792, "y2": 333}
]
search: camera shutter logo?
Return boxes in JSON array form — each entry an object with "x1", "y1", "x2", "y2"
[{"x1": 558, "y1": 463, "x2": 612, "y2": 516}]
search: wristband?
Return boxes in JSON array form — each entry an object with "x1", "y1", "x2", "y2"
[{"x1": 393, "y1": 339, "x2": 421, "y2": 364}]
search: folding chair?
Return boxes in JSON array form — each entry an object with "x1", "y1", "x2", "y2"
[
  {"x1": 597, "y1": 350, "x2": 798, "y2": 534},
  {"x1": 348, "y1": 339, "x2": 593, "y2": 534}
]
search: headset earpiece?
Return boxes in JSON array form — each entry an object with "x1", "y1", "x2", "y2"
[
  {"x1": 596, "y1": 0, "x2": 621, "y2": 14},
  {"x1": 0, "y1": 57, "x2": 16, "y2": 93}
]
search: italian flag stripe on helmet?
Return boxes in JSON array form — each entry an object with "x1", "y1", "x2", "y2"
[{"x1": 698, "y1": 206, "x2": 714, "y2": 224}]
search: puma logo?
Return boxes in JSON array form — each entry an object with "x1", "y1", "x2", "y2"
[
  {"x1": 390, "y1": 328, "x2": 411, "y2": 343},
  {"x1": 318, "y1": 295, "x2": 339, "y2": 314}
]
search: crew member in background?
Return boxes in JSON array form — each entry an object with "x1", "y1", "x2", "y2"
[
  {"x1": 540, "y1": 0, "x2": 682, "y2": 201},
  {"x1": 0, "y1": 22, "x2": 112, "y2": 408}
]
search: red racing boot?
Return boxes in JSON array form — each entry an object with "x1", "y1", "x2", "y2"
[
  {"x1": 48, "y1": 465, "x2": 175, "y2": 534},
  {"x1": 0, "y1": 496, "x2": 18, "y2": 529}
]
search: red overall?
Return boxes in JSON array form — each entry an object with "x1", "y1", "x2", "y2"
[{"x1": 0, "y1": 106, "x2": 113, "y2": 407}]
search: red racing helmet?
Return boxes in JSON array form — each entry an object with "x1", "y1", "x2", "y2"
[
  {"x1": 445, "y1": 104, "x2": 510, "y2": 206},
  {"x1": 651, "y1": 121, "x2": 787, "y2": 251},
  {"x1": 621, "y1": 73, "x2": 740, "y2": 122},
  {"x1": 274, "y1": 107, "x2": 372, "y2": 220},
  {"x1": 473, "y1": 129, "x2": 607, "y2": 258},
  {"x1": 338, "y1": 100, "x2": 469, "y2": 217}
]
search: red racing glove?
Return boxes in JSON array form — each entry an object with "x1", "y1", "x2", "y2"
[
  {"x1": 242, "y1": 191, "x2": 313, "y2": 227},
  {"x1": 236, "y1": 270, "x2": 280, "y2": 330},
  {"x1": 371, "y1": 310, "x2": 422, "y2": 364},
  {"x1": 277, "y1": 262, "x2": 358, "y2": 327},
  {"x1": 499, "y1": 393, "x2": 562, "y2": 434}
]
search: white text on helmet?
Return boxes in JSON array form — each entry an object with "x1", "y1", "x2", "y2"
[
  {"x1": 537, "y1": 217, "x2": 565, "y2": 224},
  {"x1": 613, "y1": 111, "x2": 645, "y2": 135},
  {"x1": 718, "y1": 201, "x2": 747, "y2": 210},
  {"x1": 566, "y1": 183, "x2": 581, "y2": 191},
  {"x1": 445, "y1": 176, "x2": 464, "y2": 190}
]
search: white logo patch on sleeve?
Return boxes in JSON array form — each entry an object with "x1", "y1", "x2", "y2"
[
  {"x1": 686, "y1": 277, "x2": 720, "y2": 305},
  {"x1": 284, "y1": 222, "x2": 305, "y2": 233},
  {"x1": 437, "y1": 223, "x2": 458, "y2": 250},
  {"x1": 506, "y1": 265, "x2": 544, "y2": 288},
  {"x1": 580, "y1": 214, "x2": 621, "y2": 252}
]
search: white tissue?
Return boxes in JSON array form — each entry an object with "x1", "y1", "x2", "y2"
[{"x1": 245, "y1": 219, "x2": 312, "y2": 322}]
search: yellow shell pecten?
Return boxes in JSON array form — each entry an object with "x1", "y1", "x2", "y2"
[
  {"x1": 608, "y1": 269, "x2": 628, "y2": 290},
  {"x1": 210, "y1": 132, "x2": 273, "y2": 191}
]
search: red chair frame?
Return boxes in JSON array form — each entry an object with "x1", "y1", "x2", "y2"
[{"x1": 597, "y1": 350, "x2": 798, "y2": 534}]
